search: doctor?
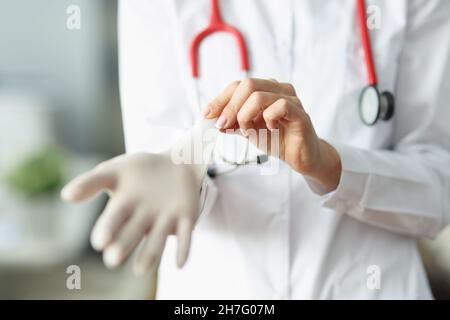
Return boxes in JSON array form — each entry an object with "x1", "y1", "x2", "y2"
[{"x1": 71, "y1": 0, "x2": 450, "y2": 299}]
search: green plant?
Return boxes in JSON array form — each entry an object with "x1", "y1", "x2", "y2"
[{"x1": 5, "y1": 148, "x2": 65, "y2": 197}]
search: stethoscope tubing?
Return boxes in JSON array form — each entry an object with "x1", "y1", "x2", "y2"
[{"x1": 188, "y1": 0, "x2": 392, "y2": 172}]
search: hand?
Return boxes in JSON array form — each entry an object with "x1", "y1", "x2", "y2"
[
  {"x1": 61, "y1": 153, "x2": 200, "y2": 275},
  {"x1": 203, "y1": 78, "x2": 342, "y2": 193}
]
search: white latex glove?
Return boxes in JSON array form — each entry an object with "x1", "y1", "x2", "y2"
[{"x1": 61, "y1": 118, "x2": 217, "y2": 275}]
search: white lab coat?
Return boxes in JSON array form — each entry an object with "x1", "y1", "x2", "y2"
[{"x1": 118, "y1": 0, "x2": 450, "y2": 299}]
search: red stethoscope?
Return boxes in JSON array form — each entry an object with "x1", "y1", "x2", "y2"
[
  {"x1": 356, "y1": 0, "x2": 395, "y2": 126},
  {"x1": 189, "y1": 0, "x2": 252, "y2": 173},
  {"x1": 189, "y1": 0, "x2": 395, "y2": 128}
]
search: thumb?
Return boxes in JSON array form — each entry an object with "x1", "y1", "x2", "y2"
[{"x1": 61, "y1": 167, "x2": 116, "y2": 203}]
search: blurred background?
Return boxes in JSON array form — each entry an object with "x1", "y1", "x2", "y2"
[
  {"x1": 0, "y1": 0, "x2": 448, "y2": 299},
  {"x1": 0, "y1": 0, "x2": 154, "y2": 299}
]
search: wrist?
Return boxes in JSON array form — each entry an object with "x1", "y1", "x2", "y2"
[{"x1": 305, "y1": 140, "x2": 342, "y2": 193}]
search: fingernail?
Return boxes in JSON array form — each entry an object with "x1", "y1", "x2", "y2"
[
  {"x1": 91, "y1": 230, "x2": 110, "y2": 251},
  {"x1": 133, "y1": 263, "x2": 147, "y2": 276},
  {"x1": 60, "y1": 186, "x2": 71, "y2": 200},
  {"x1": 134, "y1": 259, "x2": 154, "y2": 276},
  {"x1": 177, "y1": 254, "x2": 187, "y2": 269},
  {"x1": 60, "y1": 185, "x2": 76, "y2": 201},
  {"x1": 215, "y1": 115, "x2": 228, "y2": 129},
  {"x1": 103, "y1": 246, "x2": 122, "y2": 269},
  {"x1": 201, "y1": 105, "x2": 211, "y2": 117},
  {"x1": 240, "y1": 128, "x2": 248, "y2": 136}
]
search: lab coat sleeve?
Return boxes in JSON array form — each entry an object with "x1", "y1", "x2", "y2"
[
  {"x1": 118, "y1": 0, "x2": 218, "y2": 218},
  {"x1": 312, "y1": 0, "x2": 450, "y2": 238}
]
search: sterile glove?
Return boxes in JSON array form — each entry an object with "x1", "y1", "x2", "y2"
[{"x1": 61, "y1": 118, "x2": 218, "y2": 275}]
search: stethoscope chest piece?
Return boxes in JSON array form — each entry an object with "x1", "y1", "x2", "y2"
[{"x1": 359, "y1": 85, "x2": 395, "y2": 126}]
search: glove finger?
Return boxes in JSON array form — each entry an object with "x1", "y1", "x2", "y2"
[
  {"x1": 176, "y1": 218, "x2": 193, "y2": 268},
  {"x1": 102, "y1": 207, "x2": 154, "y2": 269},
  {"x1": 134, "y1": 215, "x2": 173, "y2": 276},
  {"x1": 90, "y1": 197, "x2": 134, "y2": 251},
  {"x1": 61, "y1": 167, "x2": 116, "y2": 202}
]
